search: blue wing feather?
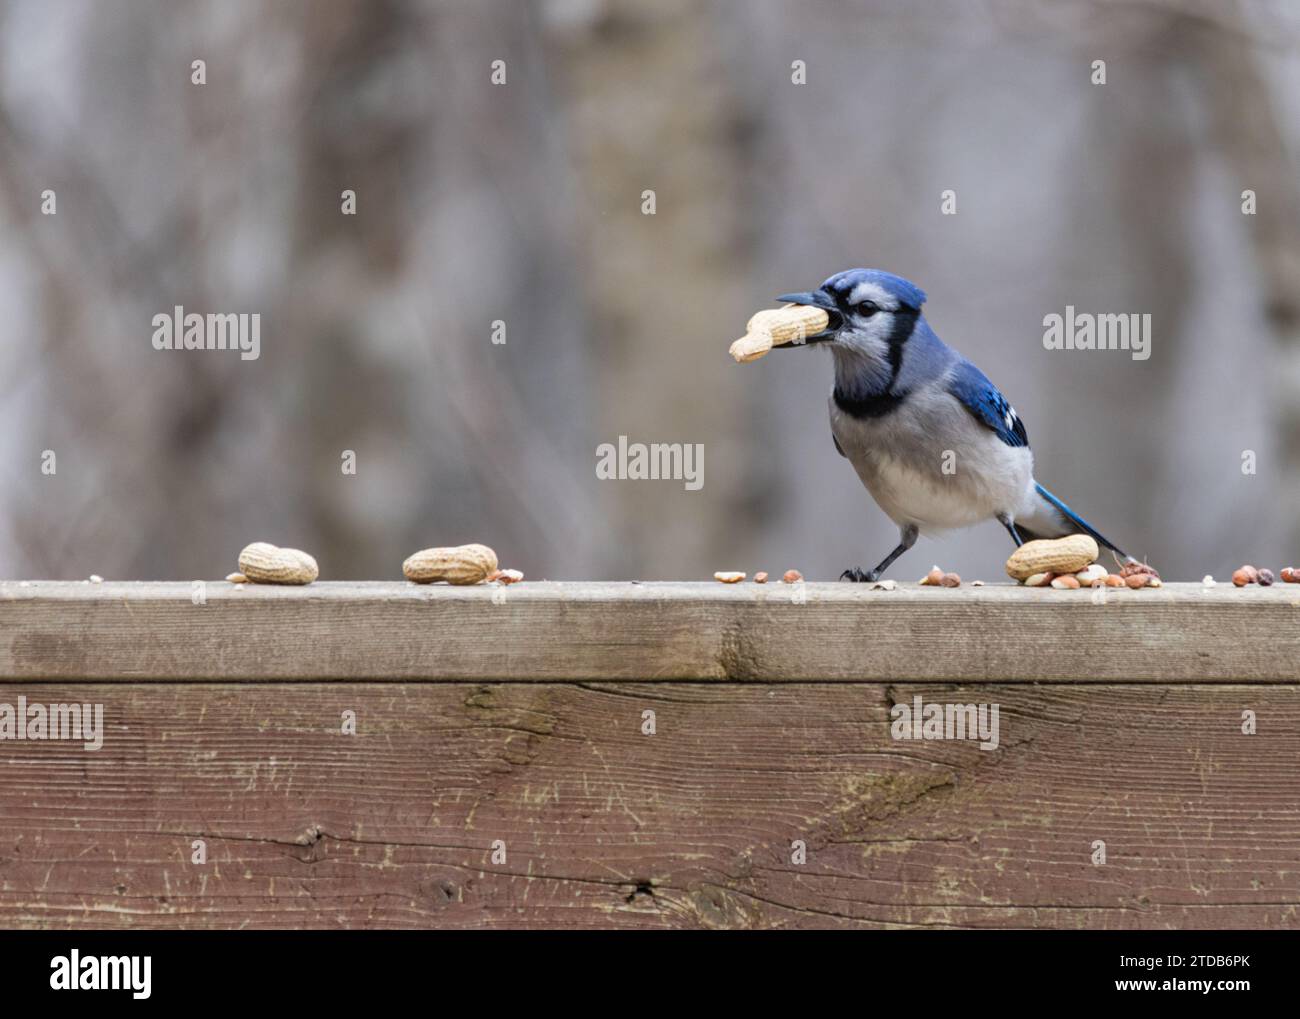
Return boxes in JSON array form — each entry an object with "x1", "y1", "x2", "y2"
[{"x1": 947, "y1": 360, "x2": 1029, "y2": 448}]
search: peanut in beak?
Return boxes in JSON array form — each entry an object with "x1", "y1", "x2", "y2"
[{"x1": 729, "y1": 304, "x2": 831, "y2": 363}]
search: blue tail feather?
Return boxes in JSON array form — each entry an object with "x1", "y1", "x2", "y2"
[{"x1": 1035, "y1": 483, "x2": 1129, "y2": 559}]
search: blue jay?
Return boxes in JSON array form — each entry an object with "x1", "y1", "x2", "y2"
[{"x1": 773, "y1": 268, "x2": 1131, "y2": 581}]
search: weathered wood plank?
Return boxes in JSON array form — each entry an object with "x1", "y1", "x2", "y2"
[
  {"x1": 2, "y1": 581, "x2": 1298, "y2": 682},
  {"x1": 1, "y1": 682, "x2": 1295, "y2": 929}
]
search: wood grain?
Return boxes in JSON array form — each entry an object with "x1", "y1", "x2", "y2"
[
  {"x1": 3, "y1": 581, "x2": 1299, "y2": 682},
  {"x1": 1, "y1": 682, "x2": 1296, "y2": 929}
]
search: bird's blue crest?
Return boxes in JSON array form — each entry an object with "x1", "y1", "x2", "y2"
[{"x1": 821, "y1": 269, "x2": 927, "y2": 310}]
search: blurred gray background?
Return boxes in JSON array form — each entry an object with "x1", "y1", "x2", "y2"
[{"x1": 1, "y1": 0, "x2": 1298, "y2": 583}]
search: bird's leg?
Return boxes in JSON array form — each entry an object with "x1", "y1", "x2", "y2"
[
  {"x1": 997, "y1": 514, "x2": 1022, "y2": 547},
  {"x1": 841, "y1": 524, "x2": 919, "y2": 582}
]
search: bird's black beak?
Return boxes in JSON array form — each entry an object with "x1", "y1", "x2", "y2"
[{"x1": 774, "y1": 289, "x2": 841, "y2": 342}]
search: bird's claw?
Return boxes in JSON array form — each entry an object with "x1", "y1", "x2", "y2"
[{"x1": 840, "y1": 567, "x2": 877, "y2": 583}]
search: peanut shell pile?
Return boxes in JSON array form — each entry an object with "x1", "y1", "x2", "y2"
[{"x1": 1005, "y1": 535, "x2": 1161, "y2": 589}]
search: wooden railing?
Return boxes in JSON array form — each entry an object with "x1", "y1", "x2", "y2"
[{"x1": 1, "y1": 581, "x2": 1297, "y2": 928}]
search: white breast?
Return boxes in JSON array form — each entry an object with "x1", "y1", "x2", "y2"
[{"x1": 829, "y1": 391, "x2": 1036, "y2": 535}]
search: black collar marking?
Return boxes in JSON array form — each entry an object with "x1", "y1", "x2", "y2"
[{"x1": 832, "y1": 306, "x2": 920, "y2": 419}]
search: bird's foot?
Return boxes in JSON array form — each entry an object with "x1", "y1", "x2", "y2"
[{"x1": 840, "y1": 567, "x2": 878, "y2": 583}]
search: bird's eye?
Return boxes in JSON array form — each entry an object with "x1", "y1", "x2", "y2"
[{"x1": 856, "y1": 300, "x2": 880, "y2": 318}]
